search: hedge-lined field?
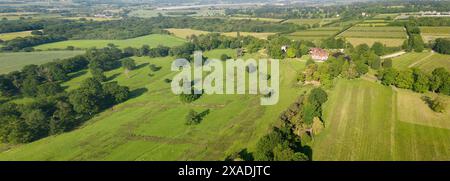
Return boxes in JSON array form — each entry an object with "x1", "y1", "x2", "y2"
[
  {"x1": 338, "y1": 26, "x2": 407, "y2": 47},
  {"x1": 0, "y1": 30, "x2": 32, "y2": 41},
  {"x1": 312, "y1": 79, "x2": 450, "y2": 160},
  {"x1": 420, "y1": 26, "x2": 450, "y2": 43},
  {"x1": 0, "y1": 51, "x2": 84, "y2": 74},
  {"x1": 34, "y1": 34, "x2": 186, "y2": 50}
]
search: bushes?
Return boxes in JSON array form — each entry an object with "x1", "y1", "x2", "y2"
[
  {"x1": 378, "y1": 67, "x2": 449, "y2": 95},
  {"x1": 433, "y1": 38, "x2": 450, "y2": 55}
]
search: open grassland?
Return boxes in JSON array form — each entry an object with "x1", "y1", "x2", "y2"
[
  {"x1": 165, "y1": 28, "x2": 210, "y2": 39},
  {"x1": 345, "y1": 38, "x2": 405, "y2": 47},
  {"x1": 283, "y1": 18, "x2": 338, "y2": 26},
  {"x1": 221, "y1": 32, "x2": 276, "y2": 40},
  {"x1": 129, "y1": 9, "x2": 224, "y2": 18},
  {"x1": 338, "y1": 26, "x2": 407, "y2": 47},
  {"x1": 420, "y1": 26, "x2": 450, "y2": 43},
  {"x1": 392, "y1": 51, "x2": 450, "y2": 72},
  {"x1": 372, "y1": 13, "x2": 400, "y2": 19},
  {"x1": 0, "y1": 50, "x2": 310, "y2": 160},
  {"x1": 228, "y1": 17, "x2": 284, "y2": 23},
  {"x1": 34, "y1": 34, "x2": 186, "y2": 50},
  {"x1": 312, "y1": 79, "x2": 450, "y2": 160},
  {"x1": 0, "y1": 31, "x2": 32, "y2": 41},
  {"x1": 0, "y1": 12, "x2": 62, "y2": 20},
  {"x1": 286, "y1": 27, "x2": 342, "y2": 41},
  {"x1": 0, "y1": 51, "x2": 84, "y2": 74}
]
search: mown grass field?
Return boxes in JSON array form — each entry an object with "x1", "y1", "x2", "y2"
[
  {"x1": 34, "y1": 34, "x2": 186, "y2": 50},
  {"x1": 283, "y1": 18, "x2": 338, "y2": 26},
  {"x1": 0, "y1": 50, "x2": 310, "y2": 160},
  {"x1": 286, "y1": 27, "x2": 342, "y2": 42},
  {"x1": 312, "y1": 79, "x2": 450, "y2": 160},
  {"x1": 165, "y1": 28, "x2": 210, "y2": 39},
  {"x1": 420, "y1": 26, "x2": 450, "y2": 43},
  {"x1": 338, "y1": 26, "x2": 407, "y2": 47},
  {"x1": 0, "y1": 30, "x2": 32, "y2": 41},
  {"x1": 392, "y1": 51, "x2": 450, "y2": 72},
  {"x1": 0, "y1": 51, "x2": 84, "y2": 74},
  {"x1": 221, "y1": 32, "x2": 276, "y2": 40}
]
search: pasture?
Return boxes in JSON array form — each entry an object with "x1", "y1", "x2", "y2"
[
  {"x1": 165, "y1": 28, "x2": 210, "y2": 39},
  {"x1": 0, "y1": 51, "x2": 84, "y2": 74},
  {"x1": 283, "y1": 18, "x2": 338, "y2": 26},
  {"x1": 338, "y1": 26, "x2": 407, "y2": 47},
  {"x1": 286, "y1": 27, "x2": 342, "y2": 41},
  {"x1": 34, "y1": 34, "x2": 186, "y2": 50},
  {"x1": 221, "y1": 32, "x2": 277, "y2": 40},
  {"x1": 420, "y1": 26, "x2": 450, "y2": 43},
  {"x1": 392, "y1": 51, "x2": 450, "y2": 72},
  {"x1": 312, "y1": 79, "x2": 450, "y2": 160},
  {"x1": 0, "y1": 50, "x2": 309, "y2": 160},
  {"x1": 0, "y1": 31, "x2": 32, "y2": 41}
]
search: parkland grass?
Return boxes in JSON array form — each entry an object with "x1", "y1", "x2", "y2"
[
  {"x1": 165, "y1": 28, "x2": 210, "y2": 39},
  {"x1": 0, "y1": 51, "x2": 84, "y2": 74},
  {"x1": 34, "y1": 34, "x2": 186, "y2": 50},
  {"x1": 392, "y1": 51, "x2": 450, "y2": 72},
  {"x1": 312, "y1": 79, "x2": 450, "y2": 160},
  {"x1": 0, "y1": 31, "x2": 32, "y2": 41},
  {"x1": 0, "y1": 50, "x2": 309, "y2": 160}
]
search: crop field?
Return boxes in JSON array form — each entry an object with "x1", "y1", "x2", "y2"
[
  {"x1": 286, "y1": 27, "x2": 342, "y2": 41},
  {"x1": 0, "y1": 50, "x2": 310, "y2": 160},
  {"x1": 372, "y1": 13, "x2": 400, "y2": 19},
  {"x1": 0, "y1": 31, "x2": 32, "y2": 41},
  {"x1": 229, "y1": 17, "x2": 284, "y2": 23},
  {"x1": 338, "y1": 26, "x2": 407, "y2": 47},
  {"x1": 165, "y1": 28, "x2": 210, "y2": 39},
  {"x1": 34, "y1": 34, "x2": 186, "y2": 50},
  {"x1": 221, "y1": 32, "x2": 277, "y2": 40},
  {"x1": 420, "y1": 26, "x2": 450, "y2": 43},
  {"x1": 283, "y1": 18, "x2": 338, "y2": 26},
  {"x1": 392, "y1": 51, "x2": 450, "y2": 72},
  {"x1": 312, "y1": 79, "x2": 450, "y2": 160},
  {"x1": 128, "y1": 9, "x2": 224, "y2": 18},
  {"x1": 0, "y1": 51, "x2": 84, "y2": 74}
]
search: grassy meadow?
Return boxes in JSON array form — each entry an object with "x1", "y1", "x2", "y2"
[
  {"x1": 166, "y1": 28, "x2": 210, "y2": 39},
  {"x1": 34, "y1": 34, "x2": 186, "y2": 50},
  {"x1": 392, "y1": 51, "x2": 450, "y2": 72},
  {"x1": 420, "y1": 26, "x2": 450, "y2": 43},
  {"x1": 312, "y1": 79, "x2": 450, "y2": 160},
  {"x1": 285, "y1": 27, "x2": 342, "y2": 42},
  {"x1": 0, "y1": 30, "x2": 32, "y2": 41},
  {"x1": 0, "y1": 50, "x2": 310, "y2": 160},
  {"x1": 338, "y1": 26, "x2": 407, "y2": 47},
  {"x1": 0, "y1": 51, "x2": 84, "y2": 74},
  {"x1": 221, "y1": 32, "x2": 277, "y2": 40}
]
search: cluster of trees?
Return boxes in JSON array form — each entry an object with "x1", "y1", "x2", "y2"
[
  {"x1": 86, "y1": 46, "x2": 124, "y2": 81},
  {"x1": 378, "y1": 67, "x2": 449, "y2": 95},
  {"x1": 0, "y1": 19, "x2": 44, "y2": 33},
  {"x1": 432, "y1": 38, "x2": 450, "y2": 55},
  {"x1": 267, "y1": 36, "x2": 315, "y2": 59},
  {"x1": 403, "y1": 24, "x2": 424, "y2": 52},
  {"x1": 1, "y1": 35, "x2": 67, "y2": 51},
  {"x1": 0, "y1": 78, "x2": 129, "y2": 143},
  {"x1": 0, "y1": 55, "x2": 89, "y2": 97},
  {"x1": 185, "y1": 109, "x2": 209, "y2": 125},
  {"x1": 299, "y1": 44, "x2": 384, "y2": 86},
  {"x1": 390, "y1": 17, "x2": 450, "y2": 27},
  {"x1": 252, "y1": 88, "x2": 328, "y2": 161}
]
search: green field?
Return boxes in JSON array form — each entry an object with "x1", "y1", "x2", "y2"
[
  {"x1": 0, "y1": 51, "x2": 84, "y2": 74},
  {"x1": 392, "y1": 51, "x2": 450, "y2": 72},
  {"x1": 286, "y1": 27, "x2": 342, "y2": 42},
  {"x1": 221, "y1": 32, "x2": 276, "y2": 40},
  {"x1": 283, "y1": 18, "x2": 338, "y2": 26},
  {"x1": 312, "y1": 79, "x2": 450, "y2": 160},
  {"x1": 0, "y1": 50, "x2": 310, "y2": 160},
  {"x1": 0, "y1": 30, "x2": 32, "y2": 41},
  {"x1": 338, "y1": 26, "x2": 407, "y2": 47},
  {"x1": 34, "y1": 34, "x2": 186, "y2": 50},
  {"x1": 420, "y1": 26, "x2": 450, "y2": 43},
  {"x1": 165, "y1": 28, "x2": 210, "y2": 39}
]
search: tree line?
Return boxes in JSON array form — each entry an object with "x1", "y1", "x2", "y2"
[{"x1": 0, "y1": 47, "x2": 132, "y2": 143}]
